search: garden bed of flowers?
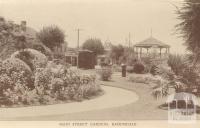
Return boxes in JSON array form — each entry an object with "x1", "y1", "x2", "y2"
[{"x1": 0, "y1": 49, "x2": 103, "y2": 107}]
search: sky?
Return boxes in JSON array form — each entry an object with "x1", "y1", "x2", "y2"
[{"x1": 0, "y1": 0, "x2": 186, "y2": 53}]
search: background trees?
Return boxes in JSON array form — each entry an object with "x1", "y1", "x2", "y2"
[
  {"x1": 82, "y1": 38, "x2": 104, "y2": 56},
  {"x1": 37, "y1": 25, "x2": 65, "y2": 51},
  {"x1": 109, "y1": 45, "x2": 124, "y2": 64}
]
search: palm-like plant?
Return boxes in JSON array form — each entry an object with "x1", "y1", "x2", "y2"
[
  {"x1": 167, "y1": 54, "x2": 187, "y2": 75},
  {"x1": 176, "y1": 0, "x2": 200, "y2": 67}
]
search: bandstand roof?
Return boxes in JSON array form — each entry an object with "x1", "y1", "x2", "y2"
[{"x1": 134, "y1": 37, "x2": 170, "y2": 48}]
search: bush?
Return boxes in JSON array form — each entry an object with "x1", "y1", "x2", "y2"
[
  {"x1": 167, "y1": 54, "x2": 187, "y2": 75},
  {"x1": 150, "y1": 64, "x2": 158, "y2": 76},
  {"x1": 0, "y1": 59, "x2": 102, "y2": 107},
  {"x1": 2, "y1": 58, "x2": 34, "y2": 89},
  {"x1": 98, "y1": 67, "x2": 112, "y2": 81},
  {"x1": 0, "y1": 58, "x2": 35, "y2": 106},
  {"x1": 133, "y1": 62, "x2": 145, "y2": 74},
  {"x1": 35, "y1": 62, "x2": 102, "y2": 102},
  {"x1": 32, "y1": 43, "x2": 53, "y2": 59},
  {"x1": 126, "y1": 66, "x2": 134, "y2": 73},
  {"x1": 112, "y1": 64, "x2": 121, "y2": 72},
  {"x1": 12, "y1": 51, "x2": 35, "y2": 71},
  {"x1": 11, "y1": 48, "x2": 48, "y2": 71},
  {"x1": 129, "y1": 75, "x2": 149, "y2": 84},
  {"x1": 128, "y1": 74, "x2": 163, "y2": 85},
  {"x1": 167, "y1": 54, "x2": 200, "y2": 93}
]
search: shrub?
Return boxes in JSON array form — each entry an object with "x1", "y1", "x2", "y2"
[
  {"x1": 98, "y1": 67, "x2": 112, "y2": 81},
  {"x1": 129, "y1": 75, "x2": 148, "y2": 84},
  {"x1": 2, "y1": 58, "x2": 34, "y2": 89},
  {"x1": 167, "y1": 54, "x2": 187, "y2": 75},
  {"x1": 112, "y1": 64, "x2": 121, "y2": 72},
  {"x1": 167, "y1": 54, "x2": 200, "y2": 93},
  {"x1": 12, "y1": 51, "x2": 35, "y2": 71},
  {"x1": 34, "y1": 67, "x2": 53, "y2": 93},
  {"x1": 35, "y1": 62, "x2": 102, "y2": 102},
  {"x1": 133, "y1": 62, "x2": 145, "y2": 74},
  {"x1": 126, "y1": 66, "x2": 134, "y2": 73},
  {"x1": 0, "y1": 59, "x2": 102, "y2": 107},
  {"x1": 0, "y1": 58, "x2": 35, "y2": 105},
  {"x1": 128, "y1": 74, "x2": 162, "y2": 85},
  {"x1": 80, "y1": 74, "x2": 101, "y2": 97},
  {"x1": 32, "y1": 43, "x2": 53, "y2": 59},
  {"x1": 11, "y1": 48, "x2": 48, "y2": 71},
  {"x1": 150, "y1": 64, "x2": 158, "y2": 76}
]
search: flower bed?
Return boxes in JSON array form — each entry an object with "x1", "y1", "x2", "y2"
[
  {"x1": 128, "y1": 73, "x2": 162, "y2": 85},
  {"x1": 0, "y1": 49, "x2": 103, "y2": 107}
]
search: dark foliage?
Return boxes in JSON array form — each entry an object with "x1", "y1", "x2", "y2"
[
  {"x1": 176, "y1": 0, "x2": 200, "y2": 66},
  {"x1": 133, "y1": 62, "x2": 145, "y2": 74},
  {"x1": 150, "y1": 64, "x2": 158, "y2": 76},
  {"x1": 37, "y1": 25, "x2": 65, "y2": 50},
  {"x1": 15, "y1": 51, "x2": 35, "y2": 71},
  {"x1": 82, "y1": 38, "x2": 104, "y2": 56},
  {"x1": 110, "y1": 44, "x2": 124, "y2": 64}
]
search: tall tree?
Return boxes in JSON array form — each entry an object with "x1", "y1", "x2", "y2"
[
  {"x1": 110, "y1": 44, "x2": 124, "y2": 64},
  {"x1": 37, "y1": 25, "x2": 65, "y2": 50},
  {"x1": 82, "y1": 38, "x2": 104, "y2": 56},
  {"x1": 176, "y1": 0, "x2": 200, "y2": 66}
]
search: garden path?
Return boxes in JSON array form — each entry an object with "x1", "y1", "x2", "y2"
[{"x1": 0, "y1": 85, "x2": 138, "y2": 120}]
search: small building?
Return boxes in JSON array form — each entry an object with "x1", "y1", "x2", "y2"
[
  {"x1": 65, "y1": 48, "x2": 78, "y2": 66},
  {"x1": 65, "y1": 48, "x2": 95, "y2": 69},
  {"x1": 133, "y1": 36, "x2": 170, "y2": 59},
  {"x1": 78, "y1": 50, "x2": 95, "y2": 69}
]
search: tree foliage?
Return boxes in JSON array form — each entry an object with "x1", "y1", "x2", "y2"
[
  {"x1": 176, "y1": 0, "x2": 200, "y2": 66},
  {"x1": 109, "y1": 44, "x2": 124, "y2": 64},
  {"x1": 37, "y1": 25, "x2": 65, "y2": 50},
  {"x1": 82, "y1": 38, "x2": 104, "y2": 56}
]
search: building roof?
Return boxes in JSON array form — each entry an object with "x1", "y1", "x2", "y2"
[
  {"x1": 65, "y1": 48, "x2": 94, "y2": 56},
  {"x1": 134, "y1": 37, "x2": 170, "y2": 48}
]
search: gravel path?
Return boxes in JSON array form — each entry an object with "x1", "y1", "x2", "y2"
[{"x1": 0, "y1": 85, "x2": 138, "y2": 120}]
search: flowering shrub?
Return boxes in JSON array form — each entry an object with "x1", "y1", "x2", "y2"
[
  {"x1": 0, "y1": 58, "x2": 102, "y2": 107},
  {"x1": 0, "y1": 58, "x2": 35, "y2": 106},
  {"x1": 98, "y1": 66, "x2": 112, "y2": 81},
  {"x1": 34, "y1": 63, "x2": 102, "y2": 103},
  {"x1": 1, "y1": 58, "x2": 34, "y2": 89}
]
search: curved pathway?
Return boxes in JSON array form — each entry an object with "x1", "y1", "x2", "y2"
[{"x1": 0, "y1": 85, "x2": 138, "y2": 120}]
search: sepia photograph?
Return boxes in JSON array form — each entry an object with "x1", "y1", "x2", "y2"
[{"x1": 0, "y1": 0, "x2": 200, "y2": 127}]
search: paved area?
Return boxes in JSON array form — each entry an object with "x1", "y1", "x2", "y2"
[{"x1": 0, "y1": 85, "x2": 138, "y2": 120}]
